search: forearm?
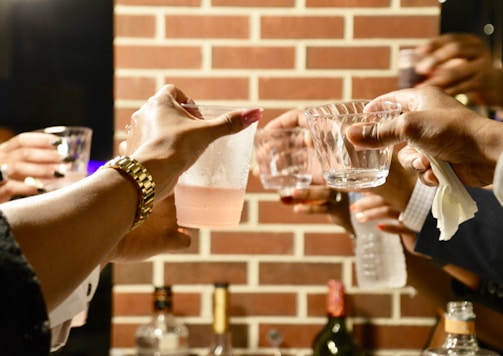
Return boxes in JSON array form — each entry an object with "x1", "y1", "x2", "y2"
[{"x1": 1, "y1": 168, "x2": 137, "y2": 311}]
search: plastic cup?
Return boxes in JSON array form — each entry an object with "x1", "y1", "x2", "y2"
[
  {"x1": 35, "y1": 126, "x2": 93, "y2": 190},
  {"x1": 253, "y1": 127, "x2": 314, "y2": 192},
  {"x1": 305, "y1": 100, "x2": 401, "y2": 189},
  {"x1": 174, "y1": 104, "x2": 259, "y2": 229}
]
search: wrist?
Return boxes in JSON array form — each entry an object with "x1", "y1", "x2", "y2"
[{"x1": 102, "y1": 156, "x2": 156, "y2": 230}]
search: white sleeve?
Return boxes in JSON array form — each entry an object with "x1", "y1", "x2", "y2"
[
  {"x1": 49, "y1": 266, "x2": 100, "y2": 351},
  {"x1": 493, "y1": 151, "x2": 503, "y2": 206},
  {"x1": 399, "y1": 178, "x2": 437, "y2": 232}
]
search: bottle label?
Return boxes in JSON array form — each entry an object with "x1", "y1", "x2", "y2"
[
  {"x1": 160, "y1": 334, "x2": 180, "y2": 351},
  {"x1": 444, "y1": 319, "x2": 475, "y2": 334}
]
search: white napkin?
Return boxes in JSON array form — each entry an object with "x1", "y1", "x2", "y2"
[{"x1": 427, "y1": 155, "x2": 478, "y2": 241}]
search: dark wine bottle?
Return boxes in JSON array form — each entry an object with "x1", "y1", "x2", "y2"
[{"x1": 312, "y1": 280, "x2": 364, "y2": 356}]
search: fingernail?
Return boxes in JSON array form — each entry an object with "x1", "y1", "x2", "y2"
[
  {"x1": 412, "y1": 158, "x2": 426, "y2": 170},
  {"x1": 63, "y1": 155, "x2": 77, "y2": 163},
  {"x1": 51, "y1": 139, "x2": 63, "y2": 146},
  {"x1": 355, "y1": 212, "x2": 366, "y2": 221},
  {"x1": 241, "y1": 108, "x2": 263, "y2": 127},
  {"x1": 54, "y1": 170, "x2": 65, "y2": 178}
]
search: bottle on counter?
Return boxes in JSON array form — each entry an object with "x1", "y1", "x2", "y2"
[
  {"x1": 312, "y1": 279, "x2": 364, "y2": 356},
  {"x1": 423, "y1": 301, "x2": 499, "y2": 356},
  {"x1": 349, "y1": 192, "x2": 407, "y2": 289},
  {"x1": 135, "y1": 285, "x2": 189, "y2": 356},
  {"x1": 207, "y1": 282, "x2": 234, "y2": 356}
]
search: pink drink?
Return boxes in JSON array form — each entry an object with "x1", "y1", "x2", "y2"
[{"x1": 174, "y1": 183, "x2": 246, "y2": 229}]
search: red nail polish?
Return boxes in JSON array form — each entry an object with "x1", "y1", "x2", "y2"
[{"x1": 241, "y1": 108, "x2": 262, "y2": 126}]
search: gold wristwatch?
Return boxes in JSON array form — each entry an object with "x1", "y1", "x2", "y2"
[{"x1": 103, "y1": 156, "x2": 156, "y2": 230}]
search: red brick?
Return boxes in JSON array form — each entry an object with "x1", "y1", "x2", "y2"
[
  {"x1": 352, "y1": 76, "x2": 398, "y2": 99},
  {"x1": 111, "y1": 323, "x2": 139, "y2": 348},
  {"x1": 258, "y1": 323, "x2": 321, "y2": 347},
  {"x1": 307, "y1": 46, "x2": 391, "y2": 69},
  {"x1": 114, "y1": 77, "x2": 156, "y2": 101},
  {"x1": 115, "y1": 45, "x2": 202, "y2": 69},
  {"x1": 304, "y1": 232, "x2": 354, "y2": 256},
  {"x1": 308, "y1": 291, "x2": 392, "y2": 318},
  {"x1": 113, "y1": 262, "x2": 153, "y2": 284},
  {"x1": 354, "y1": 324, "x2": 433, "y2": 349},
  {"x1": 307, "y1": 0, "x2": 391, "y2": 6},
  {"x1": 165, "y1": 15, "x2": 249, "y2": 39},
  {"x1": 211, "y1": 231, "x2": 294, "y2": 255},
  {"x1": 401, "y1": 0, "x2": 440, "y2": 7},
  {"x1": 258, "y1": 200, "x2": 334, "y2": 225},
  {"x1": 164, "y1": 77, "x2": 249, "y2": 100},
  {"x1": 115, "y1": 15, "x2": 156, "y2": 38},
  {"x1": 354, "y1": 15, "x2": 439, "y2": 39},
  {"x1": 189, "y1": 324, "x2": 248, "y2": 348},
  {"x1": 259, "y1": 77, "x2": 343, "y2": 101},
  {"x1": 232, "y1": 292, "x2": 297, "y2": 316},
  {"x1": 213, "y1": 0, "x2": 294, "y2": 6},
  {"x1": 213, "y1": 46, "x2": 295, "y2": 69},
  {"x1": 114, "y1": 108, "x2": 136, "y2": 130},
  {"x1": 261, "y1": 16, "x2": 344, "y2": 39},
  {"x1": 113, "y1": 291, "x2": 200, "y2": 316},
  {"x1": 259, "y1": 262, "x2": 342, "y2": 285},
  {"x1": 116, "y1": 0, "x2": 200, "y2": 5},
  {"x1": 163, "y1": 262, "x2": 248, "y2": 284}
]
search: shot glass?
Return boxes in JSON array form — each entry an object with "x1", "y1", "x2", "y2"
[
  {"x1": 174, "y1": 104, "x2": 260, "y2": 229},
  {"x1": 305, "y1": 100, "x2": 401, "y2": 189},
  {"x1": 253, "y1": 127, "x2": 314, "y2": 194},
  {"x1": 35, "y1": 126, "x2": 93, "y2": 190}
]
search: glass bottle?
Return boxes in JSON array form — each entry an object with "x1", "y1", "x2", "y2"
[
  {"x1": 312, "y1": 279, "x2": 364, "y2": 356},
  {"x1": 423, "y1": 301, "x2": 499, "y2": 355},
  {"x1": 135, "y1": 286, "x2": 189, "y2": 356},
  {"x1": 207, "y1": 282, "x2": 234, "y2": 356}
]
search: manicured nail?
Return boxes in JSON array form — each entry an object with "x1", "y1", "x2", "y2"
[
  {"x1": 51, "y1": 139, "x2": 63, "y2": 146},
  {"x1": 63, "y1": 155, "x2": 77, "y2": 163},
  {"x1": 53, "y1": 170, "x2": 65, "y2": 178},
  {"x1": 241, "y1": 108, "x2": 263, "y2": 127},
  {"x1": 355, "y1": 212, "x2": 366, "y2": 221},
  {"x1": 412, "y1": 157, "x2": 426, "y2": 171}
]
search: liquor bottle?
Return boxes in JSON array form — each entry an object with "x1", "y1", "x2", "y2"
[
  {"x1": 207, "y1": 282, "x2": 234, "y2": 356},
  {"x1": 423, "y1": 301, "x2": 499, "y2": 356},
  {"x1": 312, "y1": 280, "x2": 364, "y2": 356},
  {"x1": 349, "y1": 192, "x2": 407, "y2": 289},
  {"x1": 135, "y1": 286, "x2": 189, "y2": 356}
]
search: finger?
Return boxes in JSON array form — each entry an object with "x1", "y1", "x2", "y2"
[
  {"x1": 203, "y1": 108, "x2": 263, "y2": 142},
  {"x1": 0, "y1": 132, "x2": 60, "y2": 151},
  {"x1": 0, "y1": 180, "x2": 40, "y2": 202},
  {"x1": 265, "y1": 110, "x2": 307, "y2": 129},
  {"x1": 346, "y1": 119, "x2": 404, "y2": 150},
  {"x1": 7, "y1": 162, "x2": 65, "y2": 181},
  {"x1": 376, "y1": 222, "x2": 414, "y2": 235}
]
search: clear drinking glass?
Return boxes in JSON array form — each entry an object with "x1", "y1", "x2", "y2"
[{"x1": 305, "y1": 100, "x2": 401, "y2": 189}]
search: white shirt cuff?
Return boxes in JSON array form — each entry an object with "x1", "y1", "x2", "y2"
[
  {"x1": 399, "y1": 178, "x2": 437, "y2": 232},
  {"x1": 493, "y1": 151, "x2": 503, "y2": 206}
]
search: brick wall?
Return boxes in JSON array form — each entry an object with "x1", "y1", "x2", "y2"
[{"x1": 111, "y1": 1, "x2": 452, "y2": 355}]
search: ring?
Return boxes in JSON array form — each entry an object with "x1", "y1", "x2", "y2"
[
  {"x1": 0, "y1": 164, "x2": 8, "y2": 182},
  {"x1": 125, "y1": 124, "x2": 132, "y2": 133}
]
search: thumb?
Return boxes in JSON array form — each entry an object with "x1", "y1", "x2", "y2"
[
  {"x1": 346, "y1": 121, "x2": 402, "y2": 150},
  {"x1": 204, "y1": 108, "x2": 262, "y2": 139}
]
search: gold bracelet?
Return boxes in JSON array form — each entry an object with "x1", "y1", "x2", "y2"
[{"x1": 102, "y1": 156, "x2": 156, "y2": 230}]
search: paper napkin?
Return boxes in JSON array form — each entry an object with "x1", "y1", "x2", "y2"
[{"x1": 427, "y1": 155, "x2": 478, "y2": 241}]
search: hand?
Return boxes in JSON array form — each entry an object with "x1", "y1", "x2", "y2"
[
  {"x1": 347, "y1": 87, "x2": 503, "y2": 187},
  {"x1": 263, "y1": 109, "x2": 324, "y2": 184},
  {"x1": 0, "y1": 132, "x2": 65, "y2": 201},
  {"x1": 122, "y1": 84, "x2": 262, "y2": 199},
  {"x1": 415, "y1": 33, "x2": 503, "y2": 107},
  {"x1": 105, "y1": 194, "x2": 196, "y2": 264}
]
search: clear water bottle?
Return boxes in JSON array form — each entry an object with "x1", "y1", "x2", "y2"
[{"x1": 349, "y1": 192, "x2": 407, "y2": 289}]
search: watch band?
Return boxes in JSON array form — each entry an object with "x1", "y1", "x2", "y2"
[{"x1": 102, "y1": 156, "x2": 155, "y2": 230}]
